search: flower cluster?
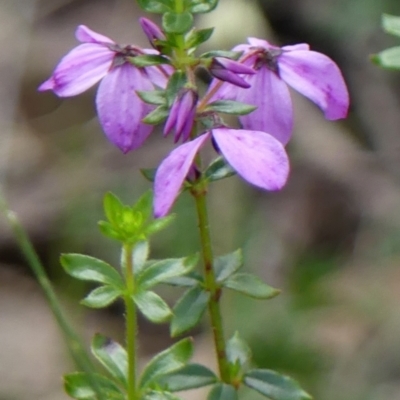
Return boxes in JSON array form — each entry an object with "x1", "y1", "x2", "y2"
[{"x1": 39, "y1": 20, "x2": 349, "y2": 217}]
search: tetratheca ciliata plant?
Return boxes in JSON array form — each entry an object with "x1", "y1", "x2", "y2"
[{"x1": 18, "y1": 0, "x2": 351, "y2": 399}]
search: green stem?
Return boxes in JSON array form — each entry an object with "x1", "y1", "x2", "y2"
[
  {"x1": 123, "y1": 243, "x2": 137, "y2": 400},
  {"x1": 0, "y1": 190, "x2": 106, "y2": 398},
  {"x1": 192, "y1": 184, "x2": 231, "y2": 383}
]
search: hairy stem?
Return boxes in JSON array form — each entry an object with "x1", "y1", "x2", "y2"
[
  {"x1": 123, "y1": 243, "x2": 137, "y2": 400},
  {"x1": 192, "y1": 184, "x2": 231, "y2": 383}
]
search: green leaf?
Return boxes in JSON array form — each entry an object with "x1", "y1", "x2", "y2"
[
  {"x1": 171, "y1": 285, "x2": 210, "y2": 337},
  {"x1": 143, "y1": 391, "x2": 181, "y2": 400},
  {"x1": 223, "y1": 273, "x2": 280, "y2": 299},
  {"x1": 204, "y1": 157, "x2": 236, "y2": 183},
  {"x1": 138, "y1": 254, "x2": 198, "y2": 290},
  {"x1": 189, "y1": 0, "x2": 219, "y2": 14},
  {"x1": 81, "y1": 285, "x2": 121, "y2": 308},
  {"x1": 166, "y1": 71, "x2": 187, "y2": 104},
  {"x1": 162, "y1": 11, "x2": 193, "y2": 34},
  {"x1": 144, "y1": 215, "x2": 175, "y2": 236},
  {"x1": 139, "y1": 338, "x2": 194, "y2": 388},
  {"x1": 137, "y1": 0, "x2": 172, "y2": 13},
  {"x1": 244, "y1": 369, "x2": 312, "y2": 400},
  {"x1": 61, "y1": 254, "x2": 124, "y2": 289},
  {"x1": 207, "y1": 100, "x2": 257, "y2": 115},
  {"x1": 372, "y1": 46, "x2": 400, "y2": 69},
  {"x1": 141, "y1": 168, "x2": 157, "y2": 182},
  {"x1": 226, "y1": 332, "x2": 252, "y2": 368},
  {"x1": 208, "y1": 383, "x2": 237, "y2": 400},
  {"x1": 64, "y1": 372, "x2": 124, "y2": 400},
  {"x1": 131, "y1": 190, "x2": 153, "y2": 221},
  {"x1": 155, "y1": 364, "x2": 217, "y2": 391},
  {"x1": 134, "y1": 290, "x2": 172, "y2": 323},
  {"x1": 164, "y1": 271, "x2": 203, "y2": 287},
  {"x1": 129, "y1": 55, "x2": 170, "y2": 67},
  {"x1": 133, "y1": 241, "x2": 150, "y2": 275},
  {"x1": 186, "y1": 28, "x2": 214, "y2": 48},
  {"x1": 98, "y1": 221, "x2": 121, "y2": 241},
  {"x1": 137, "y1": 90, "x2": 166, "y2": 106},
  {"x1": 142, "y1": 105, "x2": 169, "y2": 124},
  {"x1": 382, "y1": 13, "x2": 400, "y2": 37},
  {"x1": 214, "y1": 249, "x2": 243, "y2": 282},
  {"x1": 91, "y1": 334, "x2": 128, "y2": 388},
  {"x1": 200, "y1": 50, "x2": 242, "y2": 60},
  {"x1": 103, "y1": 192, "x2": 124, "y2": 226}
]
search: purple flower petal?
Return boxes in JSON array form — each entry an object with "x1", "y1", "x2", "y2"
[
  {"x1": 96, "y1": 63, "x2": 153, "y2": 153},
  {"x1": 282, "y1": 43, "x2": 310, "y2": 52},
  {"x1": 278, "y1": 50, "x2": 349, "y2": 120},
  {"x1": 144, "y1": 65, "x2": 171, "y2": 88},
  {"x1": 38, "y1": 43, "x2": 114, "y2": 96},
  {"x1": 212, "y1": 128, "x2": 289, "y2": 191},
  {"x1": 75, "y1": 25, "x2": 114, "y2": 44},
  {"x1": 154, "y1": 134, "x2": 210, "y2": 217},
  {"x1": 236, "y1": 67, "x2": 293, "y2": 145},
  {"x1": 247, "y1": 37, "x2": 276, "y2": 49}
]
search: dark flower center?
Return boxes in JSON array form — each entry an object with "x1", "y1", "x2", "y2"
[
  {"x1": 253, "y1": 47, "x2": 282, "y2": 74},
  {"x1": 107, "y1": 43, "x2": 144, "y2": 68}
]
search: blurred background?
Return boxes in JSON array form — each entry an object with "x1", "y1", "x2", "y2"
[{"x1": 2, "y1": 0, "x2": 400, "y2": 399}]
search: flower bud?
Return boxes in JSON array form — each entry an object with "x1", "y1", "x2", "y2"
[
  {"x1": 139, "y1": 17, "x2": 166, "y2": 50},
  {"x1": 209, "y1": 57, "x2": 255, "y2": 88},
  {"x1": 164, "y1": 88, "x2": 198, "y2": 143}
]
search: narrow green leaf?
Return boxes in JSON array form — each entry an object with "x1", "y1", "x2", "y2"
[
  {"x1": 141, "y1": 168, "x2": 157, "y2": 182},
  {"x1": 61, "y1": 254, "x2": 124, "y2": 289},
  {"x1": 166, "y1": 71, "x2": 187, "y2": 104},
  {"x1": 244, "y1": 369, "x2": 312, "y2": 400},
  {"x1": 186, "y1": 28, "x2": 214, "y2": 48},
  {"x1": 134, "y1": 290, "x2": 172, "y2": 323},
  {"x1": 103, "y1": 192, "x2": 124, "y2": 226},
  {"x1": 133, "y1": 241, "x2": 150, "y2": 274},
  {"x1": 204, "y1": 157, "x2": 236, "y2": 183},
  {"x1": 171, "y1": 285, "x2": 210, "y2": 337},
  {"x1": 91, "y1": 334, "x2": 128, "y2": 388},
  {"x1": 214, "y1": 249, "x2": 243, "y2": 282},
  {"x1": 137, "y1": 90, "x2": 166, "y2": 106},
  {"x1": 143, "y1": 391, "x2": 181, "y2": 400},
  {"x1": 144, "y1": 215, "x2": 175, "y2": 236},
  {"x1": 64, "y1": 372, "x2": 124, "y2": 400},
  {"x1": 138, "y1": 254, "x2": 198, "y2": 290},
  {"x1": 189, "y1": 0, "x2": 219, "y2": 13},
  {"x1": 129, "y1": 55, "x2": 170, "y2": 67},
  {"x1": 226, "y1": 332, "x2": 252, "y2": 368},
  {"x1": 81, "y1": 285, "x2": 121, "y2": 308},
  {"x1": 164, "y1": 272, "x2": 203, "y2": 287},
  {"x1": 98, "y1": 221, "x2": 121, "y2": 241},
  {"x1": 223, "y1": 273, "x2": 280, "y2": 299},
  {"x1": 156, "y1": 364, "x2": 217, "y2": 391},
  {"x1": 162, "y1": 11, "x2": 193, "y2": 34},
  {"x1": 139, "y1": 338, "x2": 193, "y2": 389},
  {"x1": 207, "y1": 100, "x2": 257, "y2": 115},
  {"x1": 137, "y1": 0, "x2": 172, "y2": 13},
  {"x1": 208, "y1": 383, "x2": 237, "y2": 400},
  {"x1": 142, "y1": 105, "x2": 169, "y2": 124},
  {"x1": 372, "y1": 46, "x2": 400, "y2": 69},
  {"x1": 200, "y1": 50, "x2": 242, "y2": 60},
  {"x1": 382, "y1": 13, "x2": 400, "y2": 37},
  {"x1": 131, "y1": 190, "x2": 153, "y2": 221}
]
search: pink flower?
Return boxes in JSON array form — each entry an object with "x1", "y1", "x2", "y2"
[
  {"x1": 39, "y1": 25, "x2": 170, "y2": 153},
  {"x1": 212, "y1": 38, "x2": 349, "y2": 145},
  {"x1": 154, "y1": 128, "x2": 289, "y2": 217}
]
